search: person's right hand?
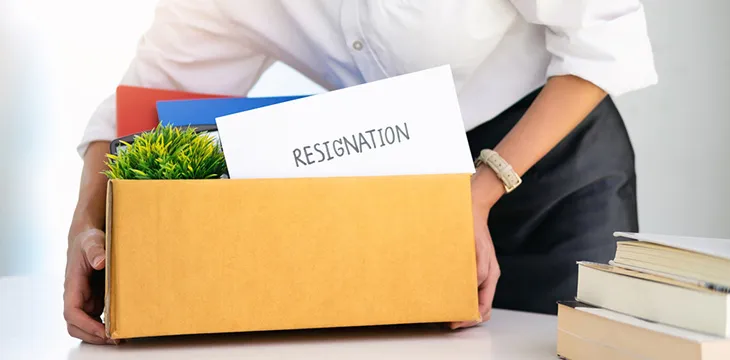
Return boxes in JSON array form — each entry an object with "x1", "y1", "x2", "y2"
[{"x1": 64, "y1": 228, "x2": 118, "y2": 345}]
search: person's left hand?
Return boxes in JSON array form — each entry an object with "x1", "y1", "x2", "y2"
[{"x1": 450, "y1": 167, "x2": 504, "y2": 329}]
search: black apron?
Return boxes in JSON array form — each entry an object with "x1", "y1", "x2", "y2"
[{"x1": 466, "y1": 88, "x2": 639, "y2": 315}]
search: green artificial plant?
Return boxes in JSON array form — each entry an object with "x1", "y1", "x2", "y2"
[{"x1": 103, "y1": 124, "x2": 227, "y2": 180}]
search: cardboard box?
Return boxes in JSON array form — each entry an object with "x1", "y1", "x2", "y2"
[{"x1": 104, "y1": 174, "x2": 480, "y2": 339}]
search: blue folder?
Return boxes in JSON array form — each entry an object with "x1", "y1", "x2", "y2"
[{"x1": 156, "y1": 95, "x2": 309, "y2": 127}]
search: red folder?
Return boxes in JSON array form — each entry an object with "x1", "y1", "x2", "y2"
[{"x1": 115, "y1": 85, "x2": 230, "y2": 137}]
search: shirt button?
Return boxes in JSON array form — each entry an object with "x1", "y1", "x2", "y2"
[{"x1": 352, "y1": 40, "x2": 363, "y2": 51}]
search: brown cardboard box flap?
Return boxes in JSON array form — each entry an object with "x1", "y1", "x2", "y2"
[{"x1": 105, "y1": 174, "x2": 480, "y2": 339}]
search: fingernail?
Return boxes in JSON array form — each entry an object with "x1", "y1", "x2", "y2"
[
  {"x1": 92, "y1": 255, "x2": 104, "y2": 268},
  {"x1": 107, "y1": 338, "x2": 119, "y2": 345}
]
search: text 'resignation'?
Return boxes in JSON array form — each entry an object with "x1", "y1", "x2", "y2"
[{"x1": 293, "y1": 122, "x2": 411, "y2": 167}]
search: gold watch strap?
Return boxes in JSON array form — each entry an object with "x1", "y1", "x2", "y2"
[{"x1": 474, "y1": 149, "x2": 522, "y2": 193}]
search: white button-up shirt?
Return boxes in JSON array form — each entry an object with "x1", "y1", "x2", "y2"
[{"x1": 78, "y1": 0, "x2": 657, "y2": 157}]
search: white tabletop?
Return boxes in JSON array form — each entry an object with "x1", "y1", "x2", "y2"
[{"x1": 0, "y1": 275, "x2": 558, "y2": 359}]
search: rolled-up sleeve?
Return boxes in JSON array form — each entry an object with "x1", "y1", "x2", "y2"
[
  {"x1": 509, "y1": 0, "x2": 658, "y2": 96},
  {"x1": 77, "y1": 0, "x2": 273, "y2": 158}
]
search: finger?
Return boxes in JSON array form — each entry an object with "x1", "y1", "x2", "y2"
[
  {"x1": 478, "y1": 262, "x2": 500, "y2": 320},
  {"x1": 64, "y1": 306, "x2": 107, "y2": 340},
  {"x1": 450, "y1": 320, "x2": 480, "y2": 330},
  {"x1": 448, "y1": 289, "x2": 491, "y2": 330},
  {"x1": 451, "y1": 240, "x2": 490, "y2": 329},
  {"x1": 473, "y1": 231, "x2": 490, "y2": 284},
  {"x1": 64, "y1": 267, "x2": 91, "y2": 310},
  {"x1": 67, "y1": 323, "x2": 108, "y2": 345},
  {"x1": 449, "y1": 289, "x2": 486, "y2": 329},
  {"x1": 79, "y1": 229, "x2": 106, "y2": 270}
]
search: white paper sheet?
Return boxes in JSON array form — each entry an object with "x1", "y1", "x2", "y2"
[
  {"x1": 613, "y1": 232, "x2": 730, "y2": 260},
  {"x1": 215, "y1": 65, "x2": 475, "y2": 179},
  {"x1": 577, "y1": 307, "x2": 722, "y2": 342}
]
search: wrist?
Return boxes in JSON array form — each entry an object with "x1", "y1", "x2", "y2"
[{"x1": 471, "y1": 165, "x2": 505, "y2": 216}]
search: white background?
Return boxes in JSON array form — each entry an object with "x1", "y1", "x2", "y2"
[{"x1": 0, "y1": 0, "x2": 728, "y2": 277}]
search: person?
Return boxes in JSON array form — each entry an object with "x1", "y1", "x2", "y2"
[{"x1": 65, "y1": 0, "x2": 657, "y2": 345}]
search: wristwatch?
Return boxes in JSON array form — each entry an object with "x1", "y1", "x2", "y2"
[{"x1": 474, "y1": 149, "x2": 522, "y2": 193}]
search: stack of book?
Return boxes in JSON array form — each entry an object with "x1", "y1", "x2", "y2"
[{"x1": 557, "y1": 231, "x2": 730, "y2": 360}]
